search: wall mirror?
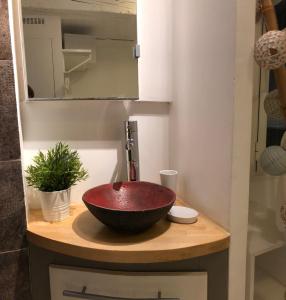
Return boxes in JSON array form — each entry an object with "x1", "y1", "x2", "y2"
[
  {"x1": 264, "y1": 0, "x2": 286, "y2": 147},
  {"x1": 254, "y1": 0, "x2": 286, "y2": 174},
  {"x1": 21, "y1": 0, "x2": 138, "y2": 100}
]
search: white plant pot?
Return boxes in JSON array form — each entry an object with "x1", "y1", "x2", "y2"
[{"x1": 38, "y1": 188, "x2": 71, "y2": 222}]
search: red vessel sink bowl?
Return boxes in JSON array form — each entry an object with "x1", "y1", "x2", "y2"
[{"x1": 82, "y1": 181, "x2": 176, "y2": 233}]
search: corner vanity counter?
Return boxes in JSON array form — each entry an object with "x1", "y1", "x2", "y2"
[{"x1": 27, "y1": 200, "x2": 230, "y2": 264}]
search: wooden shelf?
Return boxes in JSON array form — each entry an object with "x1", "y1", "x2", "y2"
[{"x1": 27, "y1": 200, "x2": 230, "y2": 264}]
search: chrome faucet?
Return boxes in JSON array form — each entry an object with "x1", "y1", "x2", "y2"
[{"x1": 124, "y1": 121, "x2": 140, "y2": 181}]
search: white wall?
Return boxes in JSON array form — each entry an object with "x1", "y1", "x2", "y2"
[
  {"x1": 137, "y1": 0, "x2": 173, "y2": 102},
  {"x1": 229, "y1": 1, "x2": 256, "y2": 299},
  {"x1": 170, "y1": 0, "x2": 236, "y2": 229},
  {"x1": 170, "y1": 2, "x2": 256, "y2": 300},
  {"x1": 22, "y1": 0, "x2": 136, "y2": 15},
  {"x1": 21, "y1": 101, "x2": 170, "y2": 206}
]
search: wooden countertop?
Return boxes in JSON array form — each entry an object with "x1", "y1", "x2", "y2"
[{"x1": 27, "y1": 201, "x2": 230, "y2": 264}]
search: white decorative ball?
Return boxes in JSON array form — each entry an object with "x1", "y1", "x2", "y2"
[
  {"x1": 264, "y1": 89, "x2": 285, "y2": 123},
  {"x1": 255, "y1": 30, "x2": 286, "y2": 69},
  {"x1": 280, "y1": 132, "x2": 286, "y2": 150},
  {"x1": 260, "y1": 146, "x2": 286, "y2": 176}
]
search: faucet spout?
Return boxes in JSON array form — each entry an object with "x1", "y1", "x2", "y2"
[
  {"x1": 124, "y1": 121, "x2": 140, "y2": 181},
  {"x1": 128, "y1": 160, "x2": 137, "y2": 181}
]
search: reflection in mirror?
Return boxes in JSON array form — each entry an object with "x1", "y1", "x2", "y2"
[
  {"x1": 266, "y1": 0, "x2": 286, "y2": 146},
  {"x1": 21, "y1": 0, "x2": 138, "y2": 100}
]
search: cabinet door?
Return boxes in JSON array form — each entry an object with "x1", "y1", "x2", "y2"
[
  {"x1": 50, "y1": 265, "x2": 207, "y2": 300},
  {"x1": 25, "y1": 38, "x2": 55, "y2": 98},
  {"x1": 137, "y1": 0, "x2": 173, "y2": 102},
  {"x1": 23, "y1": 15, "x2": 64, "y2": 98}
]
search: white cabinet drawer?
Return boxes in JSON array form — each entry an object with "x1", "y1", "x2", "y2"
[{"x1": 50, "y1": 265, "x2": 207, "y2": 300}]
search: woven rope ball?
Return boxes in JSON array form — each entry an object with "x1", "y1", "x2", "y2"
[
  {"x1": 260, "y1": 146, "x2": 286, "y2": 176},
  {"x1": 255, "y1": 30, "x2": 286, "y2": 69},
  {"x1": 280, "y1": 204, "x2": 286, "y2": 227},
  {"x1": 264, "y1": 89, "x2": 285, "y2": 122}
]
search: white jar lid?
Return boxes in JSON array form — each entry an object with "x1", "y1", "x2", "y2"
[{"x1": 168, "y1": 206, "x2": 199, "y2": 224}]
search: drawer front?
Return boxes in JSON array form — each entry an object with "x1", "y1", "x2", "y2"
[{"x1": 50, "y1": 265, "x2": 207, "y2": 300}]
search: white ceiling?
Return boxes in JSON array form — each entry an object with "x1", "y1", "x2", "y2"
[
  {"x1": 22, "y1": 0, "x2": 137, "y2": 40},
  {"x1": 22, "y1": 0, "x2": 136, "y2": 15}
]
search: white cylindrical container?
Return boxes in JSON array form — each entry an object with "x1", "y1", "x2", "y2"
[
  {"x1": 38, "y1": 188, "x2": 71, "y2": 222},
  {"x1": 160, "y1": 170, "x2": 178, "y2": 192},
  {"x1": 26, "y1": 186, "x2": 41, "y2": 210}
]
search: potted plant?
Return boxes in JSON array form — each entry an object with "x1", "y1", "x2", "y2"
[{"x1": 26, "y1": 142, "x2": 88, "y2": 222}]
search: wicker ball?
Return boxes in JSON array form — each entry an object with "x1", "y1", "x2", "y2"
[
  {"x1": 264, "y1": 89, "x2": 284, "y2": 122},
  {"x1": 260, "y1": 146, "x2": 286, "y2": 176},
  {"x1": 255, "y1": 30, "x2": 286, "y2": 69},
  {"x1": 280, "y1": 204, "x2": 286, "y2": 227}
]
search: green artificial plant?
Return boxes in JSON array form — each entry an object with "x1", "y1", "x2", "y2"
[{"x1": 26, "y1": 142, "x2": 88, "y2": 192}]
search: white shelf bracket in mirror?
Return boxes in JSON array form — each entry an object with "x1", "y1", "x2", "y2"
[{"x1": 62, "y1": 49, "x2": 92, "y2": 93}]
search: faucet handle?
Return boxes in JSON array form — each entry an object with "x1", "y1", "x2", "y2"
[
  {"x1": 126, "y1": 138, "x2": 135, "y2": 150},
  {"x1": 124, "y1": 121, "x2": 138, "y2": 137}
]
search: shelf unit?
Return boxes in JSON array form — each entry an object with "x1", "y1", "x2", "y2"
[
  {"x1": 246, "y1": 202, "x2": 285, "y2": 300},
  {"x1": 248, "y1": 225, "x2": 285, "y2": 257},
  {"x1": 254, "y1": 267, "x2": 285, "y2": 300}
]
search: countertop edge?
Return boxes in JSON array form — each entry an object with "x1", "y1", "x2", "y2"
[{"x1": 27, "y1": 207, "x2": 230, "y2": 264}]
